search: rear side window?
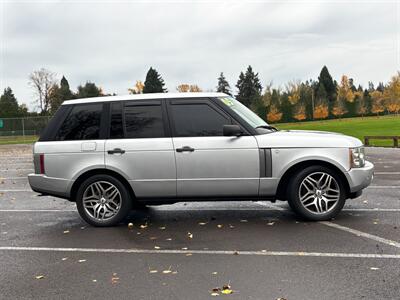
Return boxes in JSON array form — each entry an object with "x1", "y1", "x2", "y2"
[
  {"x1": 124, "y1": 103, "x2": 165, "y2": 138},
  {"x1": 55, "y1": 103, "x2": 103, "y2": 140},
  {"x1": 170, "y1": 103, "x2": 230, "y2": 137},
  {"x1": 38, "y1": 106, "x2": 69, "y2": 141},
  {"x1": 109, "y1": 102, "x2": 124, "y2": 139}
]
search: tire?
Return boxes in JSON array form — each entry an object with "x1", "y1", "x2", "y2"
[
  {"x1": 286, "y1": 165, "x2": 346, "y2": 221},
  {"x1": 76, "y1": 174, "x2": 132, "y2": 227}
]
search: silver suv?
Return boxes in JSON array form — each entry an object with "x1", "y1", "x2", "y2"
[{"x1": 28, "y1": 93, "x2": 374, "y2": 226}]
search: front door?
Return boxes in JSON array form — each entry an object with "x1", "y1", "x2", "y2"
[{"x1": 167, "y1": 98, "x2": 259, "y2": 197}]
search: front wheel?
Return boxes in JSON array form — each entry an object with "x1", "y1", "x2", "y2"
[
  {"x1": 287, "y1": 166, "x2": 346, "y2": 221},
  {"x1": 76, "y1": 174, "x2": 132, "y2": 227}
]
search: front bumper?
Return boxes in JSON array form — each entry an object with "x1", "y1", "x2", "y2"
[
  {"x1": 28, "y1": 173, "x2": 71, "y2": 199},
  {"x1": 345, "y1": 160, "x2": 374, "y2": 193}
]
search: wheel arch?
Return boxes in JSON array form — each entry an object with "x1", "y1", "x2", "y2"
[
  {"x1": 276, "y1": 160, "x2": 350, "y2": 200},
  {"x1": 69, "y1": 168, "x2": 136, "y2": 203}
]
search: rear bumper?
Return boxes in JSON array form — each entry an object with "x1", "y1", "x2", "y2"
[
  {"x1": 345, "y1": 160, "x2": 374, "y2": 193},
  {"x1": 28, "y1": 173, "x2": 71, "y2": 199}
]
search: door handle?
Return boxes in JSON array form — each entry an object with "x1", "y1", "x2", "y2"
[
  {"x1": 107, "y1": 148, "x2": 125, "y2": 155},
  {"x1": 176, "y1": 146, "x2": 195, "y2": 153}
]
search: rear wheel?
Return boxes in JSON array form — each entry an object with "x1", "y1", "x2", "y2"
[
  {"x1": 287, "y1": 165, "x2": 346, "y2": 221},
  {"x1": 76, "y1": 174, "x2": 132, "y2": 227}
]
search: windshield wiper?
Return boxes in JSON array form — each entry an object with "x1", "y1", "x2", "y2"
[{"x1": 256, "y1": 125, "x2": 278, "y2": 131}]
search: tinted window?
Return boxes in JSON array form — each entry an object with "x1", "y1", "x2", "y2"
[
  {"x1": 39, "y1": 105, "x2": 69, "y2": 141},
  {"x1": 55, "y1": 103, "x2": 103, "y2": 140},
  {"x1": 171, "y1": 103, "x2": 230, "y2": 137},
  {"x1": 109, "y1": 102, "x2": 123, "y2": 139},
  {"x1": 124, "y1": 104, "x2": 165, "y2": 138}
]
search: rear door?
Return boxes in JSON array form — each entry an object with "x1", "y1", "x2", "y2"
[
  {"x1": 167, "y1": 98, "x2": 259, "y2": 197},
  {"x1": 105, "y1": 100, "x2": 176, "y2": 198},
  {"x1": 37, "y1": 103, "x2": 106, "y2": 185}
]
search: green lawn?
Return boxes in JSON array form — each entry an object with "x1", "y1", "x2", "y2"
[
  {"x1": 0, "y1": 135, "x2": 38, "y2": 145},
  {"x1": 275, "y1": 115, "x2": 400, "y2": 147}
]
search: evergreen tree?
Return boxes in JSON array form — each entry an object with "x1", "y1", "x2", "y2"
[
  {"x1": 280, "y1": 93, "x2": 293, "y2": 123},
  {"x1": 236, "y1": 65, "x2": 262, "y2": 107},
  {"x1": 216, "y1": 72, "x2": 232, "y2": 96},
  {"x1": 143, "y1": 67, "x2": 167, "y2": 93},
  {"x1": 60, "y1": 76, "x2": 74, "y2": 100},
  {"x1": 364, "y1": 90, "x2": 372, "y2": 115},
  {"x1": 318, "y1": 66, "x2": 336, "y2": 99},
  {"x1": 0, "y1": 87, "x2": 20, "y2": 117},
  {"x1": 76, "y1": 82, "x2": 103, "y2": 99},
  {"x1": 376, "y1": 82, "x2": 385, "y2": 92}
]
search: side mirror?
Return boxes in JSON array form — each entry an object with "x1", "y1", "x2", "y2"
[{"x1": 223, "y1": 125, "x2": 242, "y2": 137}]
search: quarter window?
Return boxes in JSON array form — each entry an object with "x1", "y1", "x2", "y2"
[
  {"x1": 55, "y1": 103, "x2": 103, "y2": 140},
  {"x1": 124, "y1": 103, "x2": 165, "y2": 138},
  {"x1": 109, "y1": 102, "x2": 124, "y2": 139},
  {"x1": 170, "y1": 103, "x2": 230, "y2": 137}
]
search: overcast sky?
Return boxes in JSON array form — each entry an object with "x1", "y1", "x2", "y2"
[{"x1": 1, "y1": 0, "x2": 399, "y2": 110}]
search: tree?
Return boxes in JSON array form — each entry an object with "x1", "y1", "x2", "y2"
[
  {"x1": 355, "y1": 91, "x2": 368, "y2": 118},
  {"x1": 293, "y1": 103, "x2": 307, "y2": 121},
  {"x1": 128, "y1": 81, "x2": 144, "y2": 94},
  {"x1": 266, "y1": 89, "x2": 282, "y2": 123},
  {"x1": 370, "y1": 90, "x2": 385, "y2": 116},
  {"x1": 313, "y1": 84, "x2": 329, "y2": 119},
  {"x1": 383, "y1": 72, "x2": 400, "y2": 115},
  {"x1": 236, "y1": 65, "x2": 262, "y2": 107},
  {"x1": 176, "y1": 84, "x2": 202, "y2": 92},
  {"x1": 0, "y1": 87, "x2": 19, "y2": 117},
  {"x1": 332, "y1": 96, "x2": 347, "y2": 119},
  {"x1": 76, "y1": 82, "x2": 103, "y2": 99},
  {"x1": 48, "y1": 76, "x2": 74, "y2": 114},
  {"x1": 216, "y1": 72, "x2": 231, "y2": 95},
  {"x1": 143, "y1": 67, "x2": 167, "y2": 93},
  {"x1": 318, "y1": 66, "x2": 336, "y2": 114},
  {"x1": 28, "y1": 68, "x2": 56, "y2": 114}
]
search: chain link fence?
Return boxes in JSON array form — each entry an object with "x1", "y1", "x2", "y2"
[{"x1": 0, "y1": 116, "x2": 51, "y2": 143}]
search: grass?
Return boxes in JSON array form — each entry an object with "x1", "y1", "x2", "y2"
[
  {"x1": 0, "y1": 135, "x2": 38, "y2": 145},
  {"x1": 275, "y1": 115, "x2": 400, "y2": 147}
]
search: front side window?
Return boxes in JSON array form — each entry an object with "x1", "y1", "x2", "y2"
[
  {"x1": 124, "y1": 103, "x2": 165, "y2": 138},
  {"x1": 55, "y1": 103, "x2": 103, "y2": 140},
  {"x1": 170, "y1": 103, "x2": 230, "y2": 137}
]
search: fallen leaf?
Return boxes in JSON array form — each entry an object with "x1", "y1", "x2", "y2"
[
  {"x1": 181, "y1": 247, "x2": 188, "y2": 250},
  {"x1": 63, "y1": 230, "x2": 70, "y2": 234},
  {"x1": 229, "y1": 224, "x2": 235, "y2": 229},
  {"x1": 159, "y1": 226, "x2": 166, "y2": 230},
  {"x1": 149, "y1": 270, "x2": 158, "y2": 274},
  {"x1": 154, "y1": 246, "x2": 161, "y2": 250},
  {"x1": 221, "y1": 289, "x2": 233, "y2": 295},
  {"x1": 185, "y1": 253, "x2": 192, "y2": 257},
  {"x1": 61, "y1": 257, "x2": 68, "y2": 261},
  {"x1": 35, "y1": 275, "x2": 45, "y2": 279},
  {"x1": 211, "y1": 292, "x2": 219, "y2": 297},
  {"x1": 212, "y1": 288, "x2": 221, "y2": 292},
  {"x1": 92, "y1": 279, "x2": 97, "y2": 282},
  {"x1": 240, "y1": 219, "x2": 248, "y2": 223},
  {"x1": 267, "y1": 222, "x2": 275, "y2": 226},
  {"x1": 276, "y1": 298, "x2": 287, "y2": 300},
  {"x1": 370, "y1": 267, "x2": 380, "y2": 270},
  {"x1": 187, "y1": 232, "x2": 193, "y2": 239},
  {"x1": 217, "y1": 224, "x2": 223, "y2": 228},
  {"x1": 163, "y1": 269, "x2": 172, "y2": 274},
  {"x1": 78, "y1": 259, "x2": 86, "y2": 263},
  {"x1": 212, "y1": 272, "x2": 218, "y2": 275},
  {"x1": 166, "y1": 238, "x2": 172, "y2": 241},
  {"x1": 128, "y1": 223, "x2": 134, "y2": 229},
  {"x1": 140, "y1": 224, "x2": 148, "y2": 229},
  {"x1": 198, "y1": 222, "x2": 207, "y2": 226},
  {"x1": 233, "y1": 251, "x2": 239, "y2": 255},
  {"x1": 149, "y1": 236, "x2": 158, "y2": 240}
]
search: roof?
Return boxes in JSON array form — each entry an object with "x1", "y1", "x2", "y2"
[{"x1": 62, "y1": 92, "x2": 228, "y2": 105}]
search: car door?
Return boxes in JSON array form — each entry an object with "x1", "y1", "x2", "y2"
[
  {"x1": 105, "y1": 100, "x2": 176, "y2": 198},
  {"x1": 167, "y1": 98, "x2": 259, "y2": 197},
  {"x1": 41, "y1": 102, "x2": 106, "y2": 189}
]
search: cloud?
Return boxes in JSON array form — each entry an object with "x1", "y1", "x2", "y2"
[{"x1": 1, "y1": 1, "x2": 398, "y2": 109}]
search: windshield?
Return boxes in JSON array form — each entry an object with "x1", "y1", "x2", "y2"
[{"x1": 218, "y1": 96, "x2": 269, "y2": 129}]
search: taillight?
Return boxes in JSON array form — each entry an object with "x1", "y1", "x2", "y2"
[{"x1": 39, "y1": 154, "x2": 45, "y2": 174}]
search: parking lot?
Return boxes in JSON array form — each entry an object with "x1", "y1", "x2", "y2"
[{"x1": 0, "y1": 144, "x2": 399, "y2": 300}]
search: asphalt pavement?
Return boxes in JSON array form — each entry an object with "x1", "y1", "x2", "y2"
[{"x1": 0, "y1": 144, "x2": 399, "y2": 300}]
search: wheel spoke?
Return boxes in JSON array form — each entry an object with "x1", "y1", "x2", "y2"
[{"x1": 298, "y1": 172, "x2": 340, "y2": 215}]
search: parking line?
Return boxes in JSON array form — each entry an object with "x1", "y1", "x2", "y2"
[
  {"x1": 0, "y1": 189, "x2": 32, "y2": 192},
  {"x1": 0, "y1": 246, "x2": 399, "y2": 259},
  {"x1": 367, "y1": 186, "x2": 400, "y2": 189},
  {"x1": 320, "y1": 222, "x2": 400, "y2": 249},
  {"x1": 255, "y1": 202, "x2": 400, "y2": 249},
  {"x1": 374, "y1": 172, "x2": 400, "y2": 175}
]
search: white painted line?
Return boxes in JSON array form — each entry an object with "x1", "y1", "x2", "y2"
[
  {"x1": 320, "y1": 221, "x2": 400, "y2": 249},
  {"x1": 255, "y1": 201, "x2": 400, "y2": 249},
  {"x1": 0, "y1": 189, "x2": 32, "y2": 192},
  {"x1": 0, "y1": 177, "x2": 27, "y2": 180},
  {"x1": 0, "y1": 246, "x2": 398, "y2": 259},
  {"x1": 343, "y1": 208, "x2": 400, "y2": 212},
  {"x1": 0, "y1": 168, "x2": 33, "y2": 171},
  {"x1": 0, "y1": 209, "x2": 76, "y2": 212},
  {"x1": 375, "y1": 172, "x2": 400, "y2": 175},
  {"x1": 367, "y1": 186, "x2": 400, "y2": 189}
]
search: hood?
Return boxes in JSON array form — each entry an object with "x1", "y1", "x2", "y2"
[{"x1": 256, "y1": 130, "x2": 363, "y2": 148}]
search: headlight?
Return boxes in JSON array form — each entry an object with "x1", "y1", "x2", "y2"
[{"x1": 350, "y1": 147, "x2": 365, "y2": 168}]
